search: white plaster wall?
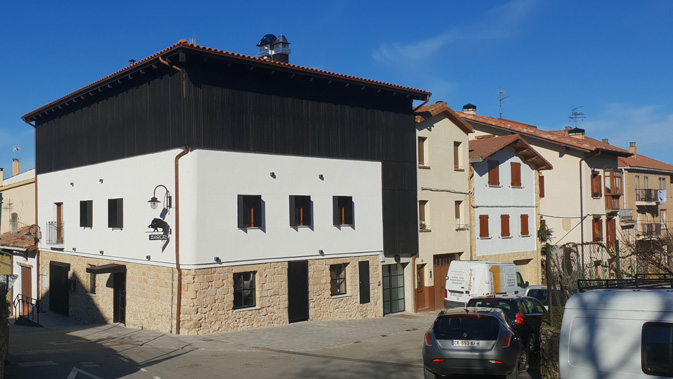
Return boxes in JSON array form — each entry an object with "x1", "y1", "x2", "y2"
[
  {"x1": 473, "y1": 147, "x2": 537, "y2": 255},
  {"x1": 38, "y1": 149, "x2": 383, "y2": 269},
  {"x1": 180, "y1": 150, "x2": 383, "y2": 266}
]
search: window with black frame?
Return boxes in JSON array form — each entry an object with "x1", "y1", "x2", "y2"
[
  {"x1": 108, "y1": 198, "x2": 123, "y2": 229},
  {"x1": 330, "y1": 263, "x2": 347, "y2": 296},
  {"x1": 289, "y1": 195, "x2": 312, "y2": 227},
  {"x1": 80, "y1": 200, "x2": 93, "y2": 228},
  {"x1": 233, "y1": 272, "x2": 256, "y2": 309},
  {"x1": 238, "y1": 195, "x2": 262, "y2": 228},
  {"x1": 333, "y1": 196, "x2": 353, "y2": 226},
  {"x1": 642, "y1": 322, "x2": 673, "y2": 376}
]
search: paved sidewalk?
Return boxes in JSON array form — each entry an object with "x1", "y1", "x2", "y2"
[{"x1": 13, "y1": 310, "x2": 439, "y2": 352}]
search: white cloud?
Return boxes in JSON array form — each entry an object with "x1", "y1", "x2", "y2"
[{"x1": 372, "y1": 0, "x2": 537, "y2": 66}]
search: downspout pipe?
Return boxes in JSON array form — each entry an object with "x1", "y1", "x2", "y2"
[
  {"x1": 412, "y1": 94, "x2": 431, "y2": 112},
  {"x1": 174, "y1": 146, "x2": 190, "y2": 335}
]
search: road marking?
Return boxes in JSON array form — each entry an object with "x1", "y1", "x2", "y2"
[
  {"x1": 140, "y1": 368, "x2": 148, "y2": 372},
  {"x1": 66, "y1": 367, "x2": 104, "y2": 379},
  {"x1": 118, "y1": 357, "x2": 130, "y2": 362},
  {"x1": 17, "y1": 361, "x2": 57, "y2": 367}
]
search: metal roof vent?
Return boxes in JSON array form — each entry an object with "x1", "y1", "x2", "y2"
[{"x1": 256, "y1": 34, "x2": 291, "y2": 63}]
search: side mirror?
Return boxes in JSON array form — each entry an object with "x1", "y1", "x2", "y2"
[{"x1": 524, "y1": 281, "x2": 530, "y2": 288}]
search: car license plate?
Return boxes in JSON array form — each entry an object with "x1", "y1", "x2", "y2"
[{"x1": 451, "y1": 340, "x2": 479, "y2": 346}]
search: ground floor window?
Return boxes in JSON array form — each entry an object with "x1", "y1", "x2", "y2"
[
  {"x1": 233, "y1": 272, "x2": 256, "y2": 309},
  {"x1": 330, "y1": 264, "x2": 347, "y2": 296}
]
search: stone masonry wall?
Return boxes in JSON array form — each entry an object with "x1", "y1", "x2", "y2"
[{"x1": 39, "y1": 251, "x2": 175, "y2": 333}]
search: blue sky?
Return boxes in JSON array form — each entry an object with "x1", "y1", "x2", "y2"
[{"x1": 2, "y1": 0, "x2": 673, "y2": 172}]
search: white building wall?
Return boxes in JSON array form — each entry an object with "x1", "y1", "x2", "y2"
[
  {"x1": 473, "y1": 147, "x2": 537, "y2": 255},
  {"x1": 37, "y1": 149, "x2": 383, "y2": 269}
]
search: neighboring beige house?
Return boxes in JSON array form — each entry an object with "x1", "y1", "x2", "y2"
[
  {"x1": 0, "y1": 159, "x2": 37, "y2": 319},
  {"x1": 458, "y1": 105, "x2": 631, "y2": 278},
  {"x1": 469, "y1": 134, "x2": 552, "y2": 285},
  {"x1": 414, "y1": 101, "x2": 474, "y2": 311},
  {"x1": 618, "y1": 142, "x2": 673, "y2": 248}
]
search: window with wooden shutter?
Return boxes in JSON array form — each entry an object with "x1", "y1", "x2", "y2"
[
  {"x1": 479, "y1": 215, "x2": 489, "y2": 238},
  {"x1": 591, "y1": 172, "x2": 602, "y2": 198},
  {"x1": 511, "y1": 162, "x2": 521, "y2": 187},
  {"x1": 539, "y1": 175, "x2": 545, "y2": 198},
  {"x1": 592, "y1": 217, "x2": 603, "y2": 241},
  {"x1": 418, "y1": 137, "x2": 427, "y2": 166},
  {"x1": 501, "y1": 214, "x2": 510, "y2": 237},
  {"x1": 520, "y1": 214, "x2": 529, "y2": 236},
  {"x1": 453, "y1": 141, "x2": 462, "y2": 170},
  {"x1": 419, "y1": 200, "x2": 428, "y2": 229},
  {"x1": 488, "y1": 160, "x2": 500, "y2": 186}
]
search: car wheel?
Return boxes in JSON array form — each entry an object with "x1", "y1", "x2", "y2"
[
  {"x1": 527, "y1": 333, "x2": 538, "y2": 353},
  {"x1": 423, "y1": 367, "x2": 437, "y2": 379}
]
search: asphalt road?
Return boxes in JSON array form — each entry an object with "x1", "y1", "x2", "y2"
[{"x1": 5, "y1": 312, "x2": 540, "y2": 379}]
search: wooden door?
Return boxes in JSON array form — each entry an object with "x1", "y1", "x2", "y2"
[
  {"x1": 21, "y1": 266, "x2": 31, "y2": 316},
  {"x1": 56, "y1": 203, "x2": 63, "y2": 244}
]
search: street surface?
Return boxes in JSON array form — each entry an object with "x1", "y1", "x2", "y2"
[{"x1": 6, "y1": 312, "x2": 540, "y2": 378}]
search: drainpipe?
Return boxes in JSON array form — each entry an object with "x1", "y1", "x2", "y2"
[
  {"x1": 412, "y1": 94, "x2": 430, "y2": 112},
  {"x1": 174, "y1": 146, "x2": 190, "y2": 335}
]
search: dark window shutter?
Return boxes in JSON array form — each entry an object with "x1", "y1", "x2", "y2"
[
  {"x1": 289, "y1": 195, "x2": 297, "y2": 226},
  {"x1": 237, "y1": 195, "x2": 245, "y2": 228},
  {"x1": 333, "y1": 196, "x2": 339, "y2": 225},
  {"x1": 488, "y1": 160, "x2": 499, "y2": 186},
  {"x1": 511, "y1": 162, "x2": 521, "y2": 187},
  {"x1": 539, "y1": 176, "x2": 545, "y2": 198},
  {"x1": 521, "y1": 214, "x2": 529, "y2": 236},
  {"x1": 501, "y1": 214, "x2": 510, "y2": 237},
  {"x1": 592, "y1": 173, "x2": 602, "y2": 197},
  {"x1": 358, "y1": 261, "x2": 370, "y2": 304},
  {"x1": 479, "y1": 215, "x2": 489, "y2": 238}
]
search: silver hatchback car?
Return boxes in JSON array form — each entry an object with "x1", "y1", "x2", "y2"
[{"x1": 422, "y1": 307, "x2": 525, "y2": 379}]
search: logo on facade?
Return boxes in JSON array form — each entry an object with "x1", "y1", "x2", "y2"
[{"x1": 148, "y1": 217, "x2": 171, "y2": 250}]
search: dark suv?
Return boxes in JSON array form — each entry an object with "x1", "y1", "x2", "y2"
[
  {"x1": 423, "y1": 307, "x2": 525, "y2": 379},
  {"x1": 466, "y1": 296, "x2": 547, "y2": 356}
]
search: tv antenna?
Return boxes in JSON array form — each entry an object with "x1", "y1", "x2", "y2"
[
  {"x1": 12, "y1": 145, "x2": 21, "y2": 160},
  {"x1": 569, "y1": 106, "x2": 585, "y2": 128},
  {"x1": 498, "y1": 89, "x2": 510, "y2": 119}
]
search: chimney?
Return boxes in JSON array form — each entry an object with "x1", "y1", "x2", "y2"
[
  {"x1": 256, "y1": 34, "x2": 291, "y2": 63},
  {"x1": 567, "y1": 127, "x2": 585, "y2": 139},
  {"x1": 462, "y1": 103, "x2": 476, "y2": 114},
  {"x1": 0, "y1": 168, "x2": 3, "y2": 187},
  {"x1": 12, "y1": 158, "x2": 19, "y2": 177},
  {"x1": 602, "y1": 138, "x2": 609, "y2": 144},
  {"x1": 629, "y1": 142, "x2": 637, "y2": 157}
]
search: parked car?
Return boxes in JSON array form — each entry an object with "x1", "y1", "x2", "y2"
[
  {"x1": 444, "y1": 261, "x2": 529, "y2": 308},
  {"x1": 423, "y1": 307, "x2": 525, "y2": 379},
  {"x1": 524, "y1": 285, "x2": 572, "y2": 310},
  {"x1": 466, "y1": 296, "x2": 546, "y2": 356}
]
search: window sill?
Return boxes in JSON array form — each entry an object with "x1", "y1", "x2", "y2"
[
  {"x1": 501, "y1": 236, "x2": 512, "y2": 239},
  {"x1": 454, "y1": 168, "x2": 465, "y2": 172},
  {"x1": 521, "y1": 234, "x2": 531, "y2": 237},
  {"x1": 233, "y1": 306, "x2": 259, "y2": 313},
  {"x1": 331, "y1": 294, "x2": 351, "y2": 299},
  {"x1": 418, "y1": 165, "x2": 431, "y2": 170},
  {"x1": 488, "y1": 185, "x2": 502, "y2": 188},
  {"x1": 455, "y1": 227, "x2": 468, "y2": 231},
  {"x1": 479, "y1": 237, "x2": 492, "y2": 240},
  {"x1": 419, "y1": 229, "x2": 432, "y2": 233}
]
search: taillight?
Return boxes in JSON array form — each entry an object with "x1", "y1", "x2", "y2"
[
  {"x1": 445, "y1": 289, "x2": 448, "y2": 298},
  {"x1": 515, "y1": 312, "x2": 525, "y2": 325},
  {"x1": 502, "y1": 333, "x2": 512, "y2": 347},
  {"x1": 432, "y1": 358, "x2": 445, "y2": 363},
  {"x1": 425, "y1": 332, "x2": 432, "y2": 346}
]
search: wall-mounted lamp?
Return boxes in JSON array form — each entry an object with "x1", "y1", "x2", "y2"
[
  {"x1": 214, "y1": 257, "x2": 221, "y2": 263},
  {"x1": 24, "y1": 224, "x2": 41, "y2": 244},
  {"x1": 319, "y1": 249, "x2": 325, "y2": 256},
  {"x1": 270, "y1": 172, "x2": 276, "y2": 178},
  {"x1": 148, "y1": 184, "x2": 172, "y2": 211},
  {"x1": 72, "y1": 247, "x2": 76, "y2": 252},
  {"x1": 318, "y1": 174, "x2": 324, "y2": 180},
  {"x1": 70, "y1": 182, "x2": 74, "y2": 187},
  {"x1": 99, "y1": 179, "x2": 104, "y2": 184},
  {"x1": 146, "y1": 255, "x2": 151, "y2": 261},
  {"x1": 100, "y1": 250, "x2": 104, "y2": 255}
]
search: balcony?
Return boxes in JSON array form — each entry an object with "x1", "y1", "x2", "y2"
[
  {"x1": 46, "y1": 221, "x2": 64, "y2": 245},
  {"x1": 638, "y1": 223, "x2": 662, "y2": 238},
  {"x1": 636, "y1": 189, "x2": 659, "y2": 205}
]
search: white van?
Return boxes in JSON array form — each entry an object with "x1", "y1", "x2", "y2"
[
  {"x1": 444, "y1": 261, "x2": 529, "y2": 308},
  {"x1": 560, "y1": 289, "x2": 673, "y2": 379}
]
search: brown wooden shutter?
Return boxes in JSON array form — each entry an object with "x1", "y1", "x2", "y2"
[
  {"x1": 419, "y1": 201, "x2": 426, "y2": 223},
  {"x1": 479, "y1": 215, "x2": 489, "y2": 237},
  {"x1": 453, "y1": 142, "x2": 460, "y2": 170},
  {"x1": 520, "y1": 214, "x2": 529, "y2": 236},
  {"x1": 511, "y1": 162, "x2": 521, "y2": 187},
  {"x1": 418, "y1": 137, "x2": 425, "y2": 165},
  {"x1": 592, "y1": 173, "x2": 602, "y2": 197},
  {"x1": 501, "y1": 214, "x2": 510, "y2": 237},
  {"x1": 593, "y1": 217, "x2": 603, "y2": 241},
  {"x1": 488, "y1": 160, "x2": 500, "y2": 186},
  {"x1": 539, "y1": 176, "x2": 545, "y2": 198}
]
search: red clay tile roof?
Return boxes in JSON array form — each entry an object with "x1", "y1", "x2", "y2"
[
  {"x1": 469, "y1": 134, "x2": 552, "y2": 170},
  {"x1": 24, "y1": 40, "x2": 431, "y2": 122},
  {"x1": 459, "y1": 112, "x2": 631, "y2": 156},
  {"x1": 0, "y1": 226, "x2": 38, "y2": 252},
  {"x1": 415, "y1": 101, "x2": 474, "y2": 134},
  {"x1": 619, "y1": 153, "x2": 673, "y2": 173}
]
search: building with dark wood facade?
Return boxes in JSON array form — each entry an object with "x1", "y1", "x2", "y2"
[{"x1": 22, "y1": 39, "x2": 429, "y2": 334}]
